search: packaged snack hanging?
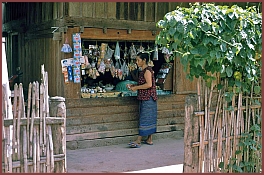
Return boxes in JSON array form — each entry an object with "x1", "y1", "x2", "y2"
[
  {"x1": 105, "y1": 46, "x2": 114, "y2": 60},
  {"x1": 61, "y1": 37, "x2": 72, "y2": 53},
  {"x1": 129, "y1": 43, "x2": 137, "y2": 60},
  {"x1": 114, "y1": 41, "x2": 120, "y2": 60},
  {"x1": 153, "y1": 45, "x2": 159, "y2": 60}
]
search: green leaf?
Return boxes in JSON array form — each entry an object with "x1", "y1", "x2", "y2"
[
  {"x1": 254, "y1": 86, "x2": 261, "y2": 94},
  {"x1": 176, "y1": 22, "x2": 185, "y2": 33},
  {"x1": 235, "y1": 150, "x2": 242, "y2": 155},
  {"x1": 220, "y1": 43, "x2": 227, "y2": 52},
  {"x1": 236, "y1": 166, "x2": 243, "y2": 173},
  {"x1": 157, "y1": 20, "x2": 167, "y2": 28},
  {"x1": 219, "y1": 162, "x2": 224, "y2": 169},
  {"x1": 217, "y1": 84, "x2": 223, "y2": 90},
  {"x1": 169, "y1": 27, "x2": 176, "y2": 36},
  {"x1": 207, "y1": 56, "x2": 213, "y2": 65},
  {"x1": 225, "y1": 66, "x2": 233, "y2": 77},
  {"x1": 190, "y1": 48, "x2": 199, "y2": 55}
]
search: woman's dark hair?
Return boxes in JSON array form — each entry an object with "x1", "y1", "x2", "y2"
[{"x1": 137, "y1": 52, "x2": 150, "y2": 63}]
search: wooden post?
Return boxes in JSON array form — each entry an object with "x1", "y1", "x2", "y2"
[
  {"x1": 183, "y1": 94, "x2": 199, "y2": 172},
  {"x1": 49, "y1": 96, "x2": 67, "y2": 172}
]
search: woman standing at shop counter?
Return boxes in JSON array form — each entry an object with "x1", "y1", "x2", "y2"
[{"x1": 127, "y1": 52, "x2": 158, "y2": 148}]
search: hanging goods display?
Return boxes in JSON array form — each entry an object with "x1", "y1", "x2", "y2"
[
  {"x1": 61, "y1": 37, "x2": 72, "y2": 53},
  {"x1": 153, "y1": 45, "x2": 159, "y2": 61},
  {"x1": 114, "y1": 41, "x2": 121, "y2": 60},
  {"x1": 72, "y1": 33, "x2": 82, "y2": 83},
  {"x1": 129, "y1": 43, "x2": 137, "y2": 60}
]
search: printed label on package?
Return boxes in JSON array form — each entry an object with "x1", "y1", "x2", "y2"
[
  {"x1": 73, "y1": 75, "x2": 81, "y2": 83},
  {"x1": 73, "y1": 67, "x2": 80, "y2": 76},
  {"x1": 73, "y1": 43, "x2": 81, "y2": 51},
  {"x1": 73, "y1": 59, "x2": 81, "y2": 67},
  {"x1": 72, "y1": 33, "x2": 81, "y2": 43}
]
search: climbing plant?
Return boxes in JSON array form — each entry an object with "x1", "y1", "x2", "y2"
[
  {"x1": 156, "y1": 2, "x2": 262, "y2": 173},
  {"x1": 156, "y1": 2, "x2": 262, "y2": 94}
]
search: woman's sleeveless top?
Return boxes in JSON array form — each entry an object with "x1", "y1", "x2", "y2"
[{"x1": 137, "y1": 66, "x2": 158, "y2": 101}]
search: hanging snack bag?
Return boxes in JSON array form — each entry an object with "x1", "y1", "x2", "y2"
[
  {"x1": 114, "y1": 41, "x2": 120, "y2": 60},
  {"x1": 61, "y1": 38, "x2": 72, "y2": 53},
  {"x1": 129, "y1": 44, "x2": 137, "y2": 59},
  {"x1": 153, "y1": 45, "x2": 159, "y2": 60},
  {"x1": 67, "y1": 66, "x2": 73, "y2": 82}
]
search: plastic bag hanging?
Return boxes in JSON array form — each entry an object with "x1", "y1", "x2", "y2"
[
  {"x1": 153, "y1": 45, "x2": 158, "y2": 60},
  {"x1": 114, "y1": 41, "x2": 120, "y2": 60},
  {"x1": 105, "y1": 46, "x2": 114, "y2": 60},
  {"x1": 148, "y1": 53, "x2": 154, "y2": 67},
  {"x1": 129, "y1": 43, "x2": 137, "y2": 60},
  {"x1": 61, "y1": 37, "x2": 72, "y2": 53}
]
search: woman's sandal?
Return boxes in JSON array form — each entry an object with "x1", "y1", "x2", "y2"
[
  {"x1": 142, "y1": 140, "x2": 153, "y2": 145},
  {"x1": 129, "y1": 142, "x2": 141, "y2": 148}
]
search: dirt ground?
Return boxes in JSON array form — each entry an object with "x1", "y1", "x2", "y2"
[{"x1": 66, "y1": 137, "x2": 184, "y2": 173}]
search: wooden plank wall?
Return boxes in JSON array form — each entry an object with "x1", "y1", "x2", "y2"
[
  {"x1": 20, "y1": 37, "x2": 64, "y2": 98},
  {"x1": 65, "y1": 94, "x2": 186, "y2": 149},
  {"x1": 66, "y1": 2, "x2": 185, "y2": 21}
]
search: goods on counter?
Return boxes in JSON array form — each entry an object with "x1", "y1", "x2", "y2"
[{"x1": 115, "y1": 80, "x2": 137, "y2": 92}]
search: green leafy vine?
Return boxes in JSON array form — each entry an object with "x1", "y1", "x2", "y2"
[
  {"x1": 155, "y1": 2, "x2": 262, "y2": 94},
  {"x1": 156, "y1": 2, "x2": 262, "y2": 173}
]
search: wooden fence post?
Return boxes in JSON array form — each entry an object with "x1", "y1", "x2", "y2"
[
  {"x1": 183, "y1": 94, "x2": 199, "y2": 173},
  {"x1": 49, "y1": 96, "x2": 67, "y2": 173}
]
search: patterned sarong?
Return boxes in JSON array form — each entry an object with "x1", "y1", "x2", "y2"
[{"x1": 138, "y1": 97, "x2": 157, "y2": 136}]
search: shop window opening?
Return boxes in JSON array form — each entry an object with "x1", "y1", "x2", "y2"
[{"x1": 71, "y1": 40, "x2": 173, "y2": 98}]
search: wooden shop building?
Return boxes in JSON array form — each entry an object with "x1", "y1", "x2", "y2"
[{"x1": 3, "y1": 2, "x2": 255, "y2": 149}]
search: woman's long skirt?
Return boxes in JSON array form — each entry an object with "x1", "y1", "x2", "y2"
[{"x1": 138, "y1": 97, "x2": 157, "y2": 136}]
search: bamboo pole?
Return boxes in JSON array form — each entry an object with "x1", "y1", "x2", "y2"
[
  {"x1": 236, "y1": 92, "x2": 242, "y2": 165},
  {"x1": 3, "y1": 84, "x2": 12, "y2": 172},
  {"x1": 39, "y1": 84, "x2": 44, "y2": 156},
  {"x1": 30, "y1": 82, "x2": 36, "y2": 158},
  {"x1": 46, "y1": 131, "x2": 50, "y2": 172},
  {"x1": 20, "y1": 84, "x2": 26, "y2": 173},
  {"x1": 35, "y1": 81, "x2": 41, "y2": 173},
  {"x1": 213, "y1": 92, "x2": 222, "y2": 172},
  {"x1": 45, "y1": 72, "x2": 50, "y2": 119},
  {"x1": 48, "y1": 125, "x2": 54, "y2": 172},
  {"x1": 244, "y1": 94, "x2": 249, "y2": 167},
  {"x1": 198, "y1": 113, "x2": 205, "y2": 172},
  {"x1": 43, "y1": 76, "x2": 47, "y2": 154},
  {"x1": 197, "y1": 77, "x2": 201, "y2": 111},
  {"x1": 36, "y1": 124, "x2": 40, "y2": 173},
  {"x1": 22, "y1": 126, "x2": 28, "y2": 172},
  {"x1": 204, "y1": 82, "x2": 209, "y2": 173},
  {"x1": 26, "y1": 83, "x2": 32, "y2": 158},
  {"x1": 230, "y1": 86, "x2": 236, "y2": 173},
  {"x1": 61, "y1": 111, "x2": 67, "y2": 172},
  {"x1": 16, "y1": 83, "x2": 23, "y2": 161},
  {"x1": 216, "y1": 104, "x2": 223, "y2": 173},
  {"x1": 33, "y1": 127, "x2": 37, "y2": 172},
  {"x1": 207, "y1": 82, "x2": 215, "y2": 172},
  {"x1": 2, "y1": 86, "x2": 8, "y2": 172},
  {"x1": 35, "y1": 81, "x2": 39, "y2": 118},
  {"x1": 12, "y1": 84, "x2": 18, "y2": 161},
  {"x1": 223, "y1": 96, "x2": 228, "y2": 171},
  {"x1": 4, "y1": 127, "x2": 8, "y2": 172}
]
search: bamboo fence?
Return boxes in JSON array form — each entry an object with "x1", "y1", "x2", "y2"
[
  {"x1": 2, "y1": 65, "x2": 67, "y2": 173},
  {"x1": 184, "y1": 79, "x2": 262, "y2": 173}
]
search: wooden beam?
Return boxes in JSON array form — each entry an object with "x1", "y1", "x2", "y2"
[
  {"x1": 4, "y1": 117, "x2": 64, "y2": 127},
  {"x1": 61, "y1": 16, "x2": 157, "y2": 31},
  {"x1": 80, "y1": 27, "x2": 156, "y2": 41}
]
